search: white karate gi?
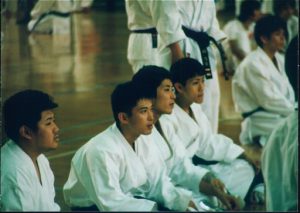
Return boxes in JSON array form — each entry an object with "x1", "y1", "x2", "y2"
[
  {"x1": 232, "y1": 47, "x2": 295, "y2": 145},
  {"x1": 137, "y1": 126, "x2": 213, "y2": 204},
  {"x1": 160, "y1": 103, "x2": 255, "y2": 199},
  {"x1": 1, "y1": 140, "x2": 60, "y2": 211},
  {"x1": 28, "y1": 0, "x2": 73, "y2": 34},
  {"x1": 125, "y1": 0, "x2": 185, "y2": 73},
  {"x1": 262, "y1": 111, "x2": 298, "y2": 211},
  {"x1": 158, "y1": 0, "x2": 227, "y2": 133},
  {"x1": 63, "y1": 123, "x2": 192, "y2": 211},
  {"x1": 223, "y1": 19, "x2": 254, "y2": 72}
]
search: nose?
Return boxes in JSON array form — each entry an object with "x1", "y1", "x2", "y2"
[
  {"x1": 54, "y1": 122, "x2": 59, "y2": 133},
  {"x1": 148, "y1": 110, "x2": 154, "y2": 121},
  {"x1": 199, "y1": 82, "x2": 205, "y2": 91}
]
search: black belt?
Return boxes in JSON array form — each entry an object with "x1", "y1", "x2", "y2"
[
  {"x1": 30, "y1": 10, "x2": 70, "y2": 33},
  {"x1": 131, "y1": 28, "x2": 157, "y2": 48},
  {"x1": 242, "y1": 107, "x2": 265, "y2": 119},
  {"x1": 192, "y1": 155, "x2": 218, "y2": 166},
  {"x1": 182, "y1": 26, "x2": 229, "y2": 80}
]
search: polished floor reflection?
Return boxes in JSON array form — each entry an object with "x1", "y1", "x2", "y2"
[{"x1": 1, "y1": 8, "x2": 263, "y2": 211}]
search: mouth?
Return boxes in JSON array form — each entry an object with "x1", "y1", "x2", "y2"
[
  {"x1": 147, "y1": 124, "x2": 153, "y2": 130},
  {"x1": 54, "y1": 135, "x2": 60, "y2": 142}
]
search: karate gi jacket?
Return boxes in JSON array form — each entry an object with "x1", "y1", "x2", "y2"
[
  {"x1": 262, "y1": 111, "x2": 298, "y2": 211},
  {"x1": 160, "y1": 103, "x2": 254, "y2": 198},
  {"x1": 125, "y1": 0, "x2": 185, "y2": 72},
  {"x1": 63, "y1": 123, "x2": 192, "y2": 211},
  {"x1": 232, "y1": 47, "x2": 295, "y2": 145},
  {"x1": 1, "y1": 140, "x2": 60, "y2": 211}
]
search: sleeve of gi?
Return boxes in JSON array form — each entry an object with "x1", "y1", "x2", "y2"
[{"x1": 149, "y1": 0, "x2": 186, "y2": 48}]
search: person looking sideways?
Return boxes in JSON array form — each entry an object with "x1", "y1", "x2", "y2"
[{"x1": 1, "y1": 89, "x2": 60, "y2": 211}]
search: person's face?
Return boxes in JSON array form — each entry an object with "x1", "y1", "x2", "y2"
[
  {"x1": 280, "y1": 6, "x2": 294, "y2": 20},
  {"x1": 33, "y1": 110, "x2": 59, "y2": 152},
  {"x1": 127, "y1": 99, "x2": 154, "y2": 136},
  {"x1": 154, "y1": 79, "x2": 176, "y2": 115},
  {"x1": 264, "y1": 29, "x2": 286, "y2": 52},
  {"x1": 182, "y1": 76, "x2": 205, "y2": 104}
]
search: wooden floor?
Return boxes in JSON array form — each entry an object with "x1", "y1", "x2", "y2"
[{"x1": 1, "y1": 7, "x2": 264, "y2": 211}]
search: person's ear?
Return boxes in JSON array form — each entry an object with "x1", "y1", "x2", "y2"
[
  {"x1": 19, "y1": 125, "x2": 33, "y2": 140},
  {"x1": 260, "y1": 35, "x2": 268, "y2": 46},
  {"x1": 174, "y1": 82, "x2": 184, "y2": 94},
  {"x1": 118, "y1": 112, "x2": 129, "y2": 125}
]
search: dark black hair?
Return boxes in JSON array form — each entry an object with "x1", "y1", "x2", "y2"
[
  {"x1": 3, "y1": 89, "x2": 58, "y2": 142},
  {"x1": 285, "y1": 35, "x2": 298, "y2": 102},
  {"x1": 132, "y1": 65, "x2": 172, "y2": 97},
  {"x1": 111, "y1": 80, "x2": 155, "y2": 127},
  {"x1": 170, "y1": 58, "x2": 205, "y2": 86},
  {"x1": 273, "y1": 0, "x2": 296, "y2": 16},
  {"x1": 238, "y1": 0, "x2": 261, "y2": 22},
  {"x1": 254, "y1": 15, "x2": 287, "y2": 47}
]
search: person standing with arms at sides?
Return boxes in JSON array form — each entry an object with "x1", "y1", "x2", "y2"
[
  {"x1": 223, "y1": 0, "x2": 262, "y2": 74},
  {"x1": 125, "y1": 0, "x2": 185, "y2": 73},
  {"x1": 158, "y1": 0, "x2": 227, "y2": 133},
  {"x1": 232, "y1": 15, "x2": 296, "y2": 147},
  {"x1": 1, "y1": 89, "x2": 60, "y2": 211},
  {"x1": 132, "y1": 65, "x2": 246, "y2": 211},
  {"x1": 63, "y1": 81, "x2": 195, "y2": 211}
]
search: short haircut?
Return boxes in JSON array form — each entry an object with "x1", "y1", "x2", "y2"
[
  {"x1": 285, "y1": 36, "x2": 298, "y2": 101},
  {"x1": 238, "y1": 0, "x2": 261, "y2": 22},
  {"x1": 170, "y1": 58, "x2": 205, "y2": 86},
  {"x1": 3, "y1": 89, "x2": 58, "y2": 142},
  {"x1": 111, "y1": 81, "x2": 155, "y2": 126},
  {"x1": 254, "y1": 15, "x2": 287, "y2": 47},
  {"x1": 132, "y1": 65, "x2": 172, "y2": 97}
]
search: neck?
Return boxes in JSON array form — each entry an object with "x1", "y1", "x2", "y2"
[
  {"x1": 119, "y1": 125, "x2": 139, "y2": 150},
  {"x1": 263, "y1": 46, "x2": 276, "y2": 60},
  {"x1": 176, "y1": 96, "x2": 191, "y2": 113},
  {"x1": 18, "y1": 140, "x2": 39, "y2": 162}
]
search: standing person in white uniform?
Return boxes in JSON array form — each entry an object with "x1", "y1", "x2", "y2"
[
  {"x1": 132, "y1": 65, "x2": 244, "y2": 211},
  {"x1": 1, "y1": 90, "x2": 60, "y2": 211},
  {"x1": 162, "y1": 58, "x2": 257, "y2": 202},
  {"x1": 158, "y1": 0, "x2": 227, "y2": 133},
  {"x1": 223, "y1": 0, "x2": 262, "y2": 74},
  {"x1": 63, "y1": 81, "x2": 195, "y2": 211},
  {"x1": 27, "y1": 0, "x2": 79, "y2": 34},
  {"x1": 261, "y1": 35, "x2": 298, "y2": 211},
  {"x1": 125, "y1": 0, "x2": 185, "y2": 73},
  {"x1": 232, "y1": 15, "x2": 296, "y2": 146}
]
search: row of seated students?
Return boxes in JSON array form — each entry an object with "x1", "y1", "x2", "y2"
[
  {"x1": 2, "y1": 0, "x2": 298, "y2": 211},
  {"x1": 2, "y1": 31, "x2": 297, "y2": 210}
]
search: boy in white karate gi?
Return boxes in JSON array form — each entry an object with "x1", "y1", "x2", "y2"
[
  {"x1": 163, "y1": 58, "x2": 259, "y2": 203},
  {"x1": 132, "y1": 65, "x2": 246, "y2": 211},
  {"x1": 232, "y1": 15, "x2": 296, "y2": 146},
  {"x1": 158, "y1": 0, "x2": 227, "y2": 134},
  {"x1": 63, "y1": 81, "x2": 195, "y2": 211},
  {"x1": 1, "y1": 89, "x2": 60, "y2": 211}
]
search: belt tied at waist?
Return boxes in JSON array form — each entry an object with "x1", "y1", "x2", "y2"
[
  {"x1": 242, "y1": 107, "x2": 265, "y2": 119},
  {"x1": 131, "y1": 28, "x2": 157, "y2": 48},
  {"x1": 182, "y1": 26, "x2": 229, "y2": 80}
]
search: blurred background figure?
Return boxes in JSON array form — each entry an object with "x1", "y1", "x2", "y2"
[
  {"x1": 27, "y1": 0, "x2": 94, "y2": 34},
  {"x1": 261, "y1": 35, "x2": 298, "y2": 212},
  {"x1": 223, "y1": 0, "x2": 262, "y2": 74}
]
